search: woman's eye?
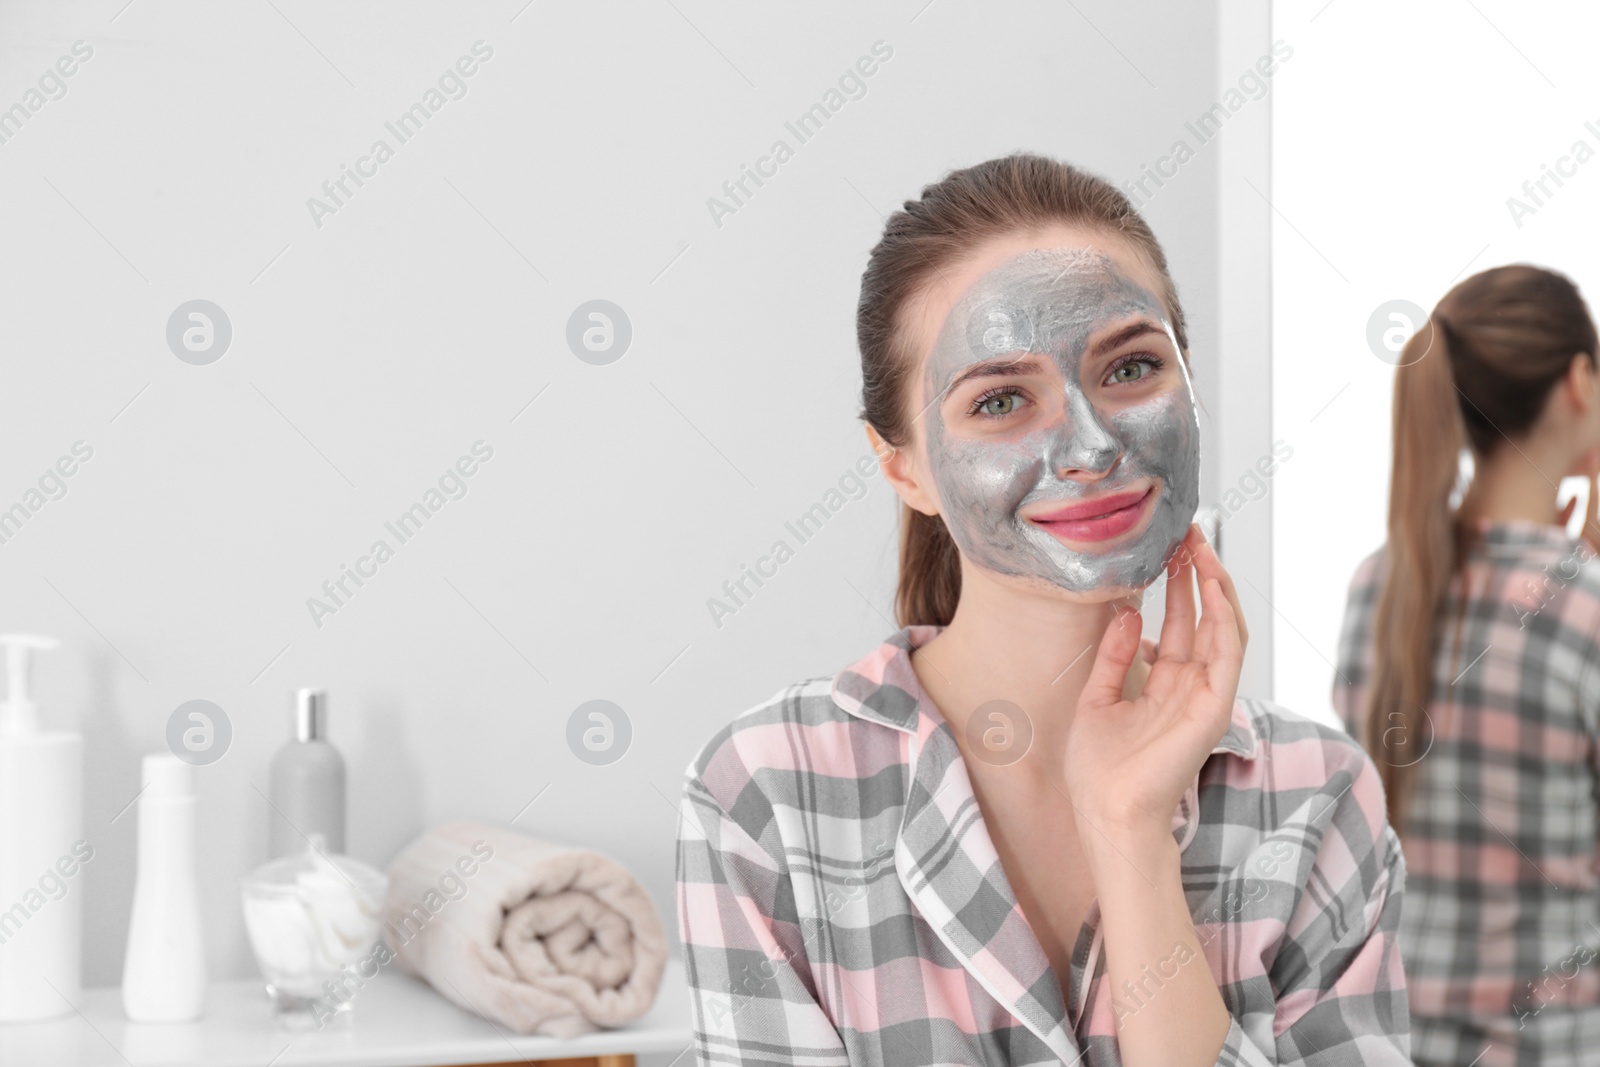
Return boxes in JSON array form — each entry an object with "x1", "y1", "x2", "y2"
[
  {"x1": 1105, "y1": 356, "x2": 1162, "y2": 385},
  {"x1": 969, "y1": 388, "x2": 1025, "y2": 419}
]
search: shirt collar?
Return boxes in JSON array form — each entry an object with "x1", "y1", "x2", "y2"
[
  {"x1": 1469, "y1": 515, "x2": 1585, "y2": 553},
  {"x1": 828, "y1": 623, "x2": 937, "y2": 732}
]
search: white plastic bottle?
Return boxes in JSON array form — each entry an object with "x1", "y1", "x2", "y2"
[
  {"x1": 0, "y1": 633, "x2": 83, "y2": 1022},
  {"x1": 122, "y1": 754, "x2": 206, "y2": 1021}
]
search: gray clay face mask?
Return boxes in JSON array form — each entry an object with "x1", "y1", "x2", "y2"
[{"x1": 921, "y1": 246, "x2": 1201, "y2": 595}]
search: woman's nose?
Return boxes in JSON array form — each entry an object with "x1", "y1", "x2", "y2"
[{"x1": 1048, "y1": 389, "x2": 1121, "y2": 476}]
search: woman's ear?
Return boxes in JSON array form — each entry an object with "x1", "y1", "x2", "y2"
[
  {"x1": 1575, "y1": 353, "x2": 1599, "y2": 411},
  {"x1": 865, "y1": 423, "x2": 940, "y2": 517}
]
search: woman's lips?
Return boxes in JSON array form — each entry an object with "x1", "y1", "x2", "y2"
[{"x1": 1027, "y1": 486, "x2": 1155, "y2": 544}]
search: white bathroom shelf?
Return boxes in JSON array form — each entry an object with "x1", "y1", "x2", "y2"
[{"x1": 0, "y1": 957, "x2": 693, "y2": 1067}]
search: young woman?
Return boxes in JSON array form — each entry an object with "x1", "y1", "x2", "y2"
[
  {"x1": 678, "y1": 153, "x2": 1410, "y2": 1066},
  {"x1": 1335, "y1": 264, "x2": 1600, "y2": 1067}
]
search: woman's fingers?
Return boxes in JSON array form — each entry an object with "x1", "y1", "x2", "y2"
[
  {"x1": 1200, "y1": 577, "x2": 1244, "y2": 706},
  {"x1": 1158, "y1": 527, "x2": 1199, "y2": 662},
  {"x1": 1138, "y1": 637, "x2": 1159, "y2": 666},
  {"x1": 1586, "y1": 444, "x2": 1600, "y2": 478},
  {"x1": 1586, "y1": 461, "x2": 1600, "y2": 547},
  {"x1": 1190, "y1": 530, "x2": 1248, "y2": 652},
  {"x1": 1082, "y1": 604, "x2": 1143, "y2": 710},
  {"x1": 1563, "y1": 457, "x2": 1600, "y2": 554}
]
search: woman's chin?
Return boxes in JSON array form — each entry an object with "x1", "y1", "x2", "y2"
[
  {"x1": 994, "y1": 569, "x2": 1154, "y2": 607},
  {"x1": 954, "y1": 530, "x2": 1174, "y2": 602}
]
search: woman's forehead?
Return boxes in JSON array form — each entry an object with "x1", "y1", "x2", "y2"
[
  {"x1": 940, "y1": 250, "x2": 1166, "y2": 356},
  {"x1": 919, "y1": 258, "x2": 1169, "y2": 399},
  {"x1": 906, "y1": 232, "x2": 1165, "y2": 366}
]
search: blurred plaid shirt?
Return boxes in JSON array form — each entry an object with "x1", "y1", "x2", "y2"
[
  {"x1": 1334, "y1": 517, "x2": 1600, "y2": 1066},
  {"x1": 678, "y1": 622, "x2": 1410, "y2": 1066}
]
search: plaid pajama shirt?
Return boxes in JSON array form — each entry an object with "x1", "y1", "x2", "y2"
[
  {"x1": 1334, "y1": 517, "x2": 1600, "y2": 1067},
  {"x1": 678, "y1": 622, "x2": 1410, "y2": 1066}
]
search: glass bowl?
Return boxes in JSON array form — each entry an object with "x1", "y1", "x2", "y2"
[{"x1": 240, "y1": 837, "x2": 388, "y2": 1030}]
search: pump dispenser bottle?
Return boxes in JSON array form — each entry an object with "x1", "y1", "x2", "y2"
[
  {"x1": 268, "y1": 689, "x2": 345, "y2": 857},
  {"x1": 0, "y1": 634, "x2": 83, "y2": 1022}
]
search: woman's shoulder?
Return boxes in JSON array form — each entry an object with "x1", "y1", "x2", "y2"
[
  {"x1": 680, "y1": 671, "x2": 872, "y2": 815},
  {"x1": 1220, "y1": 695, "x2": 1392, "y2": 839},
  {"x1": 1326, "y1": 545, "x2": 1389, "y2": 643},
  {"x1": 1344, "y1": 541, "x2": 1389, "y2": 594},
  {"x1": 1540, "y1": 533, "x2": 1600, "y2": 601},
  {"x1": 1236, "y1": 695, "x2": 1377, "y2": 772},
  {"x1": 683, "y1": 672, "x2": 831, "y2": 765}
]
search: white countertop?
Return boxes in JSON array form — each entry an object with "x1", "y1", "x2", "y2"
[{"x1": 0, "y1": 958, "x2": 693, "y2": 1067}]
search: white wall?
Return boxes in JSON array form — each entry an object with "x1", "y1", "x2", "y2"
[
  {"x1": 0, "y1": 0, "x2": 1254, "y2": 993},
  {"x1": 1271, "y1": 0, "x2": 1600, "y2": 728},
  {"x1": 1211, "y1": 0, "x2": 1276, "y2": 704}
]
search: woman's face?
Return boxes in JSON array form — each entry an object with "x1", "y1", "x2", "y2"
[{"x1": 903, "y1": 228, "x2": 1201, "y2": 599}]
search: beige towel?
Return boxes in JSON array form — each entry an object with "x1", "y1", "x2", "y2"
[{"x1": 381, "y1": 821, "x2": 667, "y2": 1036}]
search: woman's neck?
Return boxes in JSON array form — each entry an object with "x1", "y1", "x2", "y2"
[
  {"x1": 911, "y1": 568, "x2": 1147, "y2": 783},
  {"x1": 1457, "y1": 438, "x2": 1571, "y2": 527}
]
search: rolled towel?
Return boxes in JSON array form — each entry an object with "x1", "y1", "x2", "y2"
[{"x1": 381, "y1": 821, "x2": 667, "y2": 1036}]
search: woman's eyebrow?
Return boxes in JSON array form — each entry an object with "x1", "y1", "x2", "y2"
[
  {"x1": 937, "y1": 319, "x2": 1169, "y2": 401},
  {"x1": 939, "y1": 354, "x2": 1046, "y2": 401},
  {"x1": 1089, "y1": 319, "x2": 1168, "y2": 358}
]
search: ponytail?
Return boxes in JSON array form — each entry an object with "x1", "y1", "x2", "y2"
[
  {"x1": 1366, "y1": 314, "x2": 1471, "y2": 830},
  {"x1": 895, "y1": 507, "x2": 962, "y2": 627}
]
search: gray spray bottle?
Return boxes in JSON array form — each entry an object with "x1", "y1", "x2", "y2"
[{"x1": 267, "y1": 689, "x2": 346, "y2": 857}]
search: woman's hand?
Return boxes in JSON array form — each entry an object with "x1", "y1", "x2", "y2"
[
  {"x1": 1557, "y1": 445, "x2": 1600, "y2": 557},
  {"x1": 1064, "y1": 524, "x2": 1247, "y2": 840}
]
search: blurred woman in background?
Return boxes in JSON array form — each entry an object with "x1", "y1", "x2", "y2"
[{"x1": 1336, "y1": 264, "x2": 1600, "y2": 1066}]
